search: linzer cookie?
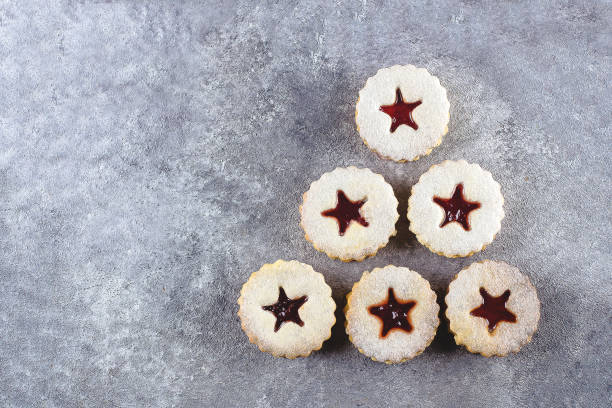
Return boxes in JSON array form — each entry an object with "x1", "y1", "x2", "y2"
[
  {"x1": 238, "y1": 260, "x2": 336, "y2": 359},
  {"x1": 408, "y1": 160, "x2": 504, "y2": 257},
  {"x1": 445, "y1": 260, "x2": 540, "y2": 357},
  {"x1": 300, "y1": 167, "x2": 399, "y2": 262},
  {"x1": 355, "y1": 65, "x2": 450, "y2": 162},
  {"x1": 344, "y1": 265, "x2": 439, "y2": 363}
]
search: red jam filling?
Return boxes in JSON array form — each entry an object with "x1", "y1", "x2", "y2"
[
  {"x1": 470, "y1": 287, "x2": 517, "y2": 332},
  {"x1": 368, "y1": 288, "x2": 417, "y2": 338},
  {"x1": 432, "y1": 183, "x2": 481, "y2": 231},
  {"x1": 321, "y1": 190, "x2": 369, "y2": 236},
  {"x1": 379, "y1": 88, "x2": 422, "y2": 132},
  {"x1": 262, "y1": 287, "x2": 308, "y2": 332}
]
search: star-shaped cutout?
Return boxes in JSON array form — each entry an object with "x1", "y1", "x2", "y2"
[
  {"x1": 262, "y1": 287, "x2": 308, "y2": 332},
  {"x1": 321, "y1": 190, "x2": 369, "y2": 236},
  {"x1": 432, "y1": 183, "x2": 481, "y2": 231},
  {"x1": 470, "y1": 287, "x2": 517, "y2": 332},
  {"x1": 368, "y1": 287, "x2": 417, "y2": 338},
  {"x1": 379, "y1": 87, "x2": 423, "y2": 132}
]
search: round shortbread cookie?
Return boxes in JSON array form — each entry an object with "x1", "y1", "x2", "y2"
[
  {"x1": 445, "y1": 260, "x2": 540, "y2": 357},
  {"x1": 238, "y1": 260, "x2": 336, "y2": 359},
  {"x1": 407, "y1": 160, "x2": 504, "y2": 257},
  {"x1": 355, "y1": 65, "x2": 450, "y2": 162},
  {"x1": 300, "y1": 167, "x2": 399, "y2": 262},
  {"x1": 345, "y1": 265, "x2": 439, "y2": 363}
]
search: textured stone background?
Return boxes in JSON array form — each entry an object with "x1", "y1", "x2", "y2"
[{"x1": 0, "y1": 1, "x2": 610, "y2": 407}]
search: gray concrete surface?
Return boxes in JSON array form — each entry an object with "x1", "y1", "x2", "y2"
[{"x1": 0, "y1": 1, "x2": 610, "y2": 407}]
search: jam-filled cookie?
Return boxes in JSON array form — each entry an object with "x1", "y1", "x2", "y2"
[
  {"x1": 300, "y1": 167, "x2": 399, "y2": 262},
  {"x1": 407, "y1": 160, "x2": 504, "y2": 257},
  {"x1": 355, "y1": 65, "x2": 450, "y2": 162},
  {"x1": 345, "y1": 265, "x2": 439, "y2": 363},
  {"x1": 238, "y1": 260, "x2": 336, "y2": 359},
  {"x1": 445, "y1": 260, "x2": 540, "y2": 357}
]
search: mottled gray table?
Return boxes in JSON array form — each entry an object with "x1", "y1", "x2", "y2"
[{"x1": 1, "y1": 1, "x2": 610, "y2": 407}]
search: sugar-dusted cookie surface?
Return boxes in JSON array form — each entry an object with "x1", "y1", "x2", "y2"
[
  {"x1": 356, "y1": 65, "x2": 450, "y2": 162},
  {"x1": 445, "y1": 260, "x2": 540, "y2": 357},
  {"x1": 408, "y1": 160, "x2": 504, "y2": 257},
  {"x1": 238, "y1": 260, "x2": 336, "y2": 359},
  {"x1": 345, "y1": 265, "x2": 439, "y2": 363},
  {"x1": 300, "y1": 167, "x2": 399, "y2": 262}
]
